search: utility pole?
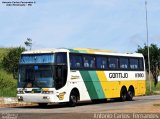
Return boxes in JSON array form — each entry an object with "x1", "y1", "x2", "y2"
[{"x1": 145, "y1": 0, "x2": 151, "y2": 92}]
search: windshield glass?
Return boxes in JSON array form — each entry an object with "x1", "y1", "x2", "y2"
[
  {"x1": 18, "y1": 65, "x2": 54, "y2": 88},
  {"x1": 20, "y1": 54, "x2": 54, "y2": 64}
]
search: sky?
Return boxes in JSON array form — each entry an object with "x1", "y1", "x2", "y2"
[{"x1": 0, "y1": 0, "x2": 160, "y2": 52}]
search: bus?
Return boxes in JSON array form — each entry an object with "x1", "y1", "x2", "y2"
[{"x1": 17, "y1": 48, "x2": 146, "y2": 107}]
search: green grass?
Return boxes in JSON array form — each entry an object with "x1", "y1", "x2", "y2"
[
  {"x1": 0, "y1": 68, "x2": 17, "y2": 97},
  {"x1": 0, "y1": 48, "x2": 17, "y2": 97},
  {"x1": 146, "y1": 80, "x2": 160, "y2": 95}
]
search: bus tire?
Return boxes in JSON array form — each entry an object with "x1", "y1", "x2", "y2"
[
  {"x1": 68, "y1": 91, "x2": 78, "y2": 107},
  {"x1": 127, "y1": 87, "x2": 134, "y2": 101},
  {"x1": 38, "y1": 103, "x2": 48, "y2": 107},
  {"x1": 120, "y1": 87, "x2": 127, "y2": 101}
]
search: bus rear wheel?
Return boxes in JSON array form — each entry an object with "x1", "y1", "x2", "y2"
[
  {"x1": 68, "y1": 91, "x2": 78, "y2": 107},
  {"x1": 127, "y1": 88, "x2": 134, "y2": 101},
  {"x1": 120, "y1": 87, "x2": 127, "y2": 101}
]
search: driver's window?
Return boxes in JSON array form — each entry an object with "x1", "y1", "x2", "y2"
[
  {"x1": 55, "y1": 53, "x2": 67, "y2": 64},
  {"x1": 55, "y1": 53, "x2": 67, "y2": 90}
]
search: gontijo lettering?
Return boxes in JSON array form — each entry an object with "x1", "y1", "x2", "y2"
[{"x1": 109, "y1": 73, "x2": 128, "y2": 78}]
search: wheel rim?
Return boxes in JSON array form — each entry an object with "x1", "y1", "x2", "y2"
[
  {"x1": 121, "y1": 90, "x2": 126, "y2": 101},
  {"x1": 128, "y1": 90, "x2": 133, "y2": 100},
  {"x1": 71, "y1": 95, "x2": 77, "y2": 103}
]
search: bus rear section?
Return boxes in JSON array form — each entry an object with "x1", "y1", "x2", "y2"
[{"x1": 68, "y1": 49, "x2": 146, "y2": 103}]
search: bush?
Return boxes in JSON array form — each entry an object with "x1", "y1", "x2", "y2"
[
  {"x1": 0, "y1": 69, "x2": 17, "y2": 97},
  {"x1": 2, "y1": 47, "x2": 25, "y2": 79}
]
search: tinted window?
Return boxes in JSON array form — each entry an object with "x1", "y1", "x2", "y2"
[
  {"x1": 96, "y1": 56, "x2": 107, "y2": 69},
  {"x1": 70, "y1": 55, "x2": 83, "y2": 68},
  {"x1": 139, "y1": 58, "x2": 144, "y2": 70},
  {"x1": 119, "y1": 58, "x2": 128, "y2": 69},
  {"x1": 108, "y1": 57, "x2": 118, "y2": 69},
  {"x1": 55, "y1": 53, "x2": 67, "y2": 64},
  {"x1": 130, "y1": 58, "x2": 138, "y2": 69},
  {"x1": 20, "y1": 54, "x2": 54, "y2": 64},
  {"x1": 83, "y1": 55, "x2": 96, "y2": 68}
]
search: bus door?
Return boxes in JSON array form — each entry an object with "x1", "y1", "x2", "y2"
[{"x1": 54, "y1": 53, "x2": 68, "y2": 90}]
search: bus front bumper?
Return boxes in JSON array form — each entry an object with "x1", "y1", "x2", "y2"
[{"x1": 17, "y1": 94, "x2": 59, "y2": 103}]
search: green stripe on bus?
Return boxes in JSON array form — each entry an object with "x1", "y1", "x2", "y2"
[
  {"x1": 68, "y1": 49, "x2": 79, "y2": 53},
  {"x1": 70, "y1": 50, "x2": 105, "y2": 99},
  {"x1": 80, "y1": 71, "x2": 99, "y2": 99},
  {"x1": 69, "y1": 49, "x2": 86, "y2": 53},
  {"x1": 78, "y1": 50, "x2": 86, "y2": 53},
  {"x1": 88, "y1": 71, "x2": 105, "y2": 99},
  {"x1": 77, "y1": 50, "x2": 105, "y2": 99}
]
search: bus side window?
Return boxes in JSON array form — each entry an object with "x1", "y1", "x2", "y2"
[
  {"x1": 139, "y1": 58, "x2": 144, "y2": 70},
  {"x1": 70, "y1": 54, "x2": 83, "y2": 69},
  {"x1": 55, "y1": 53, "x2": 67, "y2": 64},
  {"x1": 130, "y1": 58, "x2": 138, "y2": 70},
  {"x1": 119, "y1": 58, "x2": 128, "y2": 69},
  {"x1": 108, "y1": 57, "x2": 118, "y2": 69},
  {"x1": 83, "y1": 55, "x2": 95, "y2": 69},
  {"x1": 96, "y1": 56, "x2": 107, "y2": 69},
  {"x1": 70, "y1": 55, "x2": 75, "y2": 68},
  {"x1": 84, "y1": 60, "x2": 89, "y2": 68}
]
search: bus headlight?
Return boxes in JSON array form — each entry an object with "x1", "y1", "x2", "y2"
[
  {"x1": 18, "y1": 96, "x2": 23, "y2": 101},
  {"x1": 42, "y1": 91, "x2": 54, "y2": 94}
]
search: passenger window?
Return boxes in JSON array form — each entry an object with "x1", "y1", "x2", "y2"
[
  {"x1": 83, "y1": 55, "x2": 96, "y2": 68},
  {"x1": 108, "y1": 57, "x2": 118, "y2": 69},
  {"x1": 70, "y1": 55, "x2": 83, "y2": 69},
  {"x1": 55, "y1": 53, "x2": 67, "y2": 64},
  {"x1": 139, "y1": 58, "x2": 144, "y2": 70},
  {"x1": 96, "y1": 56, "x2": 107, "y2": 69},
  {"x1": 130, "y1": 58, "x2": 138, "y2": 69},
  {"x1": 120, "y1": 58, "x2": 128, "y2": 69}
]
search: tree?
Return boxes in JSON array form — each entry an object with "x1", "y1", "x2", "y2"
[
  {"x1": 24, "y1": 38, "x2": 32, "y2": 50},
  {"x1": 137, "y1": 44, "x2": 160, "y2": 86},
  {"x1": 2, "y1": 47, "x2": 25, "y2": 79}
]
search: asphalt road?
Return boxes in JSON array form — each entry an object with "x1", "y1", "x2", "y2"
[{"x1": 0, "y1": 95, "x2": 160, "y2": 119}]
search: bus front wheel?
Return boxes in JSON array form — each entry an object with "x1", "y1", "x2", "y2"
[{"x1": 68, "y1": 91, "x2": 78, "y2": 107}]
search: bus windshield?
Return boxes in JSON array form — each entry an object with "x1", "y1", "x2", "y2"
[
  {"x1": 18, "y1": 65, "x2": 54, "y2": 88},
  {"x1": 18, "y1": 52, "x2": 68, "y2": 89},
  {"x1": 20, "y1": 54, "x2": 54, "y2": 64}
]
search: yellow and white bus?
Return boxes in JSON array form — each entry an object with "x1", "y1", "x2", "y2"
[{"x1": 17, "y1": 48, "x2": 146, "y2": 107}]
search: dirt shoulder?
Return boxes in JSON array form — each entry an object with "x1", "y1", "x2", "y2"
[
  {"x1": 106, "y1": 100, "x2": 160, "y2": 113},
  {"x1": 0, "y1": 97, "x2": 35, "y2": 107}
]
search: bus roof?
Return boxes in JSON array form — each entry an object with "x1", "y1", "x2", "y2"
[
  {"x1": 22, "y1": 48, "x2": 68, "y2": 54},
  {"x1": 22, "y1": 48, "x2": 143, "y2": 58}
]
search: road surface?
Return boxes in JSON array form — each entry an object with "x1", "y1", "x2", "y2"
[{"x1": 0, "y1": 95, "x2": 160, "y2": 119}]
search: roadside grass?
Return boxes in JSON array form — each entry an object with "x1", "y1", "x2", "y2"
[
  {"x1": 0, "y1": 69, "x2": 17, "y2": 97},
  {"x1": 0, "y1": 48, "x2": 17, "y2": 97},
  {"x1": 146, "y1": 80, "x2": 160, "y2": 95},
  {"x1": 153, "y1": 104, "x2": 160, "y2": 107}
]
